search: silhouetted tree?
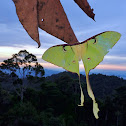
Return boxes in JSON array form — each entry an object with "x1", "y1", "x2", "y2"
[
  {"x1": 113, "y1": 86, "x2": 126, "y2": 126},
  {"x1": 0, "y1": 50, "x2": 45, "y2": 102}
]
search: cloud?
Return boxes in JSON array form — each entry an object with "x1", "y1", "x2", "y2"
[
  {"x1": 96, "y1": 64, "x2": 126, "y2": 71},
  {"x1": 40, "y1": 62, "x2": 126, "y2": 72},
  {"x1": 105, "y1": 56, "x2": 126, "y2": 60},
  {"x1": 0, "y1": 45, "x2": 46, "y2": 62},
  {"x1": 102, "y1": 55, "x2": 126, "y2": 65}
]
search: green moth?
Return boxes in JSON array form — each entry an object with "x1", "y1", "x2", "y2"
[{"x1": 42, "y1": 31, "x2": 121, "y2": 119}]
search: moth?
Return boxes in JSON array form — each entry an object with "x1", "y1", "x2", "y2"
[{"x1": 42, "y1": 31, "x2": 121, "y2": 119}]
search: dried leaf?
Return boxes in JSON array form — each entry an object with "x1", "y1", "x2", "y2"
[
  {"x1": 13, "y1": 0, "x2": 95, "y2": 47},
  {"x1": 13, "y1": 0, "x2": 40, "y2": 47},
  {"x1": 74, "y1": 0, "x2": 95, "y2": 20},
  {"x1": 38, "y1": 0, "x2": 78, "y2": 44},
  {"x1": 13, "y1": 0, "x2": 78, "y2": 47}
]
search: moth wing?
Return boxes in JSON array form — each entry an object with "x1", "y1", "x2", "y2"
[
  {"x1": 81, "y1": 31, "x2": 121, "y2": 72},
  {"x1": 81, "y1": 31, "x2": 121, "y2": 119},
  {"x1": 42, "y1": 45, "x2": 79, "y2": 75}
]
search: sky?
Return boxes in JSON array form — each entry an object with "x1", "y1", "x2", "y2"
[{"x1": 0, "y1": 0, "x2": 126, "y2": 77}]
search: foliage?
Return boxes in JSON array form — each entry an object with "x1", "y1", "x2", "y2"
[
  {"x1": 0, "y1": 71, "x2": 126, "y2": 126},
  {"x1": 0, "y1": 50, "x2": 45, "y2": 102}
]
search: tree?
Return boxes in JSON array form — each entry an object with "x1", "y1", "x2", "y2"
[
  {"x1": 0, "y1": 50, "x2": 45, "y2": 102},
  {"x1": 113, "y1": 86, "x2": 126, "y2": 126}
]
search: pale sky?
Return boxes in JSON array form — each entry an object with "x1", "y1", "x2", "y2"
[{"x1": 0, "y1": 0, "x2": 126, "y2": 72}]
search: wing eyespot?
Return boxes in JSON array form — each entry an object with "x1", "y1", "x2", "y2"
[
  {"x1": 72, "y1": 60, "x2": 76, "y2": 63},
  {"x1": 63, "y1": 46, "x2": 67, "y2": 52},
  {"x1": 93, "y1": 38, "x2": 97, "y2": 44}
]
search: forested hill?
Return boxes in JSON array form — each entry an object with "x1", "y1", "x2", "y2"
[
  {"x1": 0, "y1": 70, "x2": 126, "y2": 126},
  {"x1": 1, "y1": 70, "x2": 126, "y2": 99},
  {"x1": 46, "y1": 71, "x2": 126, "y2": 98}
]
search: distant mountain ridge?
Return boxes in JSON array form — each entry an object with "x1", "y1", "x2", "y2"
[
  {"x1": 44, "y1": 68, "x2": 64, "y2": 77},
  {"x1": 44, "y1": 68, "x2": 126, "y2": 80},
  {"x1": 46, "y1": 71, "x2": 126, "y2": 99},
  {"x1": 0, "y1": 69, "x2": 126, "y2": 99}
]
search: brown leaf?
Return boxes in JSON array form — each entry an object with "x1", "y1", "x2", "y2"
[
  {"x1": 38, "y1": 0, "x2": 78, "y2": 44},
  {"x1": 13, "y1": 0, "x2": 95, "y2": 47},
  {"x1": 13, "y1": 0, "x2": 78, "y2": 47},
  {"x1": 13, "y1": 0, "x2": 40, "y2": 47},
  {"x1": 74, "y1": 0, "x2": 95, "y2": 20}
]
